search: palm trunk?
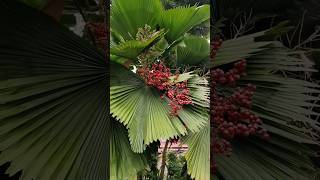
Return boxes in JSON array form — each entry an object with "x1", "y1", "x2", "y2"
[{"x1": 159, "y1": 140, "x2": 169, "y2": 180}]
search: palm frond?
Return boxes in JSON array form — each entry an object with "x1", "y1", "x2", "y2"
[
  {"x1": 174, "y1": 76, "x2": 210, "y2": 180},
  {"x1": 110, "y1": 0, "x2": 163, "y2": 40},
  {"x1": 244, "y1": 43, "x2": 320, "y2": 140},
  {"x1": 110, "y1": 119, "x2": 147, "y2": 180},
  {"x1": 110, "y1": 62, "x2": 209, "y2": 153},
  {"x1": 182, "y1": 121, "x2": 210, "y2": 180},
  {"x1": 110, "y1": 29, "x2": 166, "y2": 60},
  {"x1": 177, "y1": 35, "x2": 210, "y2": 66},
  {"x1": 213, "y1": 31, "x2": 270, "y2": 67},
  {"x1": 111, "y1": 0, "x2": 209, "y2": 43},
  {"x1": 158, "y1": 4, "x2": 210, "y2": 43},
  {"x1": 0, "y1": 1, "x2": 108, "y2": 179}
]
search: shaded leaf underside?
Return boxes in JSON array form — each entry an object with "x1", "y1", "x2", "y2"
[{"x1": 0, "y1": 1, "x2": 109, "y2": 179}]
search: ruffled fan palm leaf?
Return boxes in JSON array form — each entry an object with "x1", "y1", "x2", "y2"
[
  {"x1": 111, "y1": 0, "x2": 209, "y2": 42},
  {"x1": 177, "y1": 35, "x2": 210, "y2": 66},
  {"x1": 110, "y1": 62, "x2": 209, "y2": 153},
  {"x1": 182, "y1": 124, "x2": 210, "y2": 180},
  {"x1": 110, "y1": 0, "x2": 164, "y2": 41},
  {"x1": 181, "y1": 77, "x2": 210, "y2": 180},
  {"x1": 110, "y1": 0, "x2": 210, "y2": 66},
  {"x1": 157, "y1": 4, "x2": 210, "y2": 43},
  {"x1": 0, "y1": 1, "x2": 109, "y2": 180},
  {"x1": 110, "y1": 119, "x2": 147, "y2": 179}
]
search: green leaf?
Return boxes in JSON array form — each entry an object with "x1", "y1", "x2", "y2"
[
  {"x1": 110, "y1": 62, "x2": 209, "y2": 153},
  {"x1": 182, "y1": 121, "x2": 210, "y2": 180},
  {"x1": 0, "y1": 1, "x2": 109, "y2": 179},
  {"x1": 177, "y1": 36, "x2": 210, "y2": 66},
  {"x1": 158, "y1": 5, "x2": 210, "y2": 43},
  {"x1": 110, "y1": 0, "x2": 163, "y2": 40},
  {"x1": 110, "y1": 119, "x2": 147, "y2": 180},
  {"x1": 110, "y1": 29, "x2": 166, "y2": 59},
  {"x1": 110, "y1": 55, "x2": 130, "y2": 65}
]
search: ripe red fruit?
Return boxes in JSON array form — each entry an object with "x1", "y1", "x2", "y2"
[
  {"x1": 210, "y1": 38, "x2": 269, "y2": 174},
  {"x1": 137, "y1": 63, "x2": 193, "y2": 116}
]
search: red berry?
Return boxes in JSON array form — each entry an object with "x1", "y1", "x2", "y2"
[{"x1": 137, "y1": 63, "x2": 193, "y2": 116}]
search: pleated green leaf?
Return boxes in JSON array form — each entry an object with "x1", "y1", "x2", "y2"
[
  {"x1": 110, "y1": 62, "x2": 209, "y2": 153},
  {"x1": 182, "y1": 120, "x2": 210, "y2": 180},
  {"x1": 213, "y1": 31, "x2": 270, "y2": 67},
  {"x1": 158, "y1": 5, "x2": 210, "y2": 43},
  {"x1": 180, "y1": 77, "x2": 210, "y2": 180},
  {"x1": 110, "y1": 29, "x2": 166, "y2": 59},
  {"x1": 110, "y1": 119, "x2": 147, "y2": 180},
  {"x1": 0, "y1": 1, "x2": 109, "y2": 179},
  {"x1": 243, "y1": 43, "x2": 320, "y2": 140},
  {"x1": 177, "y1": 35, "x2": 210, "y2": 66},
  {"x1": 110, "y1": 0, "x2": 163, "y2": 41},
  {"x1": 111, "y1": 0, "x2": 209, "y2": 44}
]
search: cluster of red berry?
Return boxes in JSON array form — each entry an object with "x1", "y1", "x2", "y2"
[
  {"x1": 137, "y1": 63, "x2": 193, "y2": 116},
  {"x1": 210, "y1": 39, "x2": 269, "y2": 173},
  {"x1": 212, "y1": 59, "x2": 247, "y2": 85},
  {"x1": 212, "y1": 81, "x2": 269, "y2": 140},
  {"x1": 137, "y1": 63, "x2": 171, "y2": 90},
  {"x1": 86, "y1": 23, "x2": 107, "y2": 49}
]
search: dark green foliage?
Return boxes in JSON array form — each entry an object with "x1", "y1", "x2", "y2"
[
  {"x1": 0, "y1": 1, "x2": 109, "y2": 179},
  {"x1": 138, "y1": 143, "x2": 160, "y2": 179},
  {"x1": 166, "y1": 152, "x2": 193, "y2": 180},
  {"x1": 167, "y1": 152, "x2": 184, "y2": 179}
]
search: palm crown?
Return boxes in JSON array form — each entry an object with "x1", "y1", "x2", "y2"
[{"x1": 110, "y1": 0, "x2": 210, "y2": 179}]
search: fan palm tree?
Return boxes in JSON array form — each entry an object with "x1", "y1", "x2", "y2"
[{"x1": 110, "y1": 0, "x2": 210, "y2": 179}]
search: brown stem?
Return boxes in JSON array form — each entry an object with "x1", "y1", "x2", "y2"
[{"x1": 159, "y1": 140, "x2": 169, "y2": 180}]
